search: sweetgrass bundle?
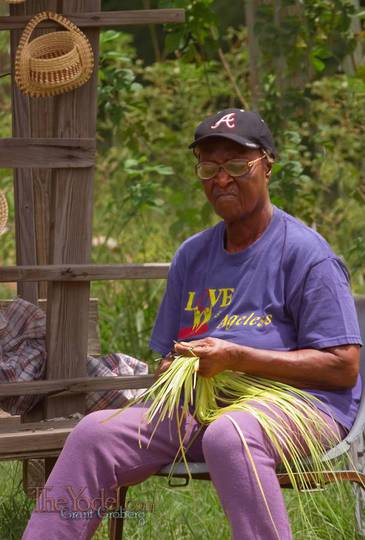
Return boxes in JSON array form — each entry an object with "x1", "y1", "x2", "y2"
[{"x1": 103, "y1": 353, "x2": 360, "y2": 537}]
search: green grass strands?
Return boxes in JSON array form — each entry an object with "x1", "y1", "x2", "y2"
[{"x1": 100, "y1": 354, "x2": 359, "y2": 537}]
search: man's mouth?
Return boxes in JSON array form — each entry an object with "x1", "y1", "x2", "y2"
[{"x1": 214, "y1": 192, "x2": 237, "y2": 200}]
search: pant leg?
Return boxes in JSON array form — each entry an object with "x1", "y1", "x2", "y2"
[
  {"x1": 201, "y1": 405, "x2": 345, "y2": 540},
  {"x1": 22, "y1": 402, "x2": 204, "y2": 540}
]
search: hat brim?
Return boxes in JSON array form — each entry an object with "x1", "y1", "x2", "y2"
[{"x1": 189, "y1": 133, "x2": 260, "y2": 150}]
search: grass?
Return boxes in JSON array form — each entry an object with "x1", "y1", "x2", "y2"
[{"x1": 0, "y1": 460, "x2": 363, "y2": 539}]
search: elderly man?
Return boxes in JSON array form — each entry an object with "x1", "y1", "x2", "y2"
[{"x1": 23, "y1": 109, "x2": 362, "y2": 540}]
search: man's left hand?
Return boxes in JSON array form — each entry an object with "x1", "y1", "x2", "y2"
[{"x1": 174, "y1": 337, "x2": 235, "y2": 378}]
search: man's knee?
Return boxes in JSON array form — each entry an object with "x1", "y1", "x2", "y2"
[
  {"x1": 202, "y1": 411, "x2": 264, "y2": 459},
  {"x1": 66, "y1": 410, "x2": 116, "y2": 450}
]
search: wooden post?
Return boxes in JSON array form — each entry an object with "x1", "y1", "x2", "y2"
[{"x1": 10, "y1": 0, "x2": 100, "y2": 418}]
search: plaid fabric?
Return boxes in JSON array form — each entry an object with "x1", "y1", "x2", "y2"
[{"x1": 0, "y1": 298, "x2": 148, "y2": 416}]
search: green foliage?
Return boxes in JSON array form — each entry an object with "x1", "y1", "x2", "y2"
[
  {"x1": 159, "y1": 0, "x2": 219, "y2": 59},
  {"x1": 0, "y1": 462, "x2": 33, "y2": 540},
  {"x1": 0, "y1": 3, "x2": 364, "y2": 539},
  {"x1": 0, "y1": 460, "x2": 362, "y2": 540},
  {"x1": 83, "y1": 1, "x2": 365, "y2": 359}
]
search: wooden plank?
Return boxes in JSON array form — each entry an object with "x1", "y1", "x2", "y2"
[
  {"x1": 9, "y1": 1, "x2": 40, "y2": 312},
  {"x1": 23, "y1": 459, "x2": 46, "y2": 498},
  {"x1": 1, "y1": 449, "x2": 60, "y2": 460},
  {"x1": 0, "y1": 415, "x2": 20, "y2": 428},
  {"x1": 0, "y1": 427, "x2": 73, "y2": 456},
  {"x1": 9, "y1": 0, "x2": 60, "y2": 398},
  {"x1": 38, "y1": 298, "x2": 101, "y2": 356},
  {"x1": 0, "y1": 9, "x2": 185, "y2": 30},
  {"x1": 8, "y1": 0, "x2": 101, "y2": 420},
  {"x1": 0, "y1": 418, "x2": 79, "y2": 434},
  {"x1": 0, "y1": 374, "x2": 155, "y2": 397},
  {"x1": 0, "y1": 263, "x2": 170, "y2": 282},
  {"x1": 12, "y1": 168, "x2": 38, "y2": 304},
  {"x1": 44, "y1": 0, "x2": 100, "y2": 419},
  {"x1": 0, "y1": 138, "x2": 96, "y2": 168}
]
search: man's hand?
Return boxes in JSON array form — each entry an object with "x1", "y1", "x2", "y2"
[
  {"x1": 174, "y1": 337, "x2": 235, "y2": 378},
  {"x1": 154, "y1": 356, "x2": 174, "y2": 378}
]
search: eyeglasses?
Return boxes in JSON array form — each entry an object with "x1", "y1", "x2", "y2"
[{"x1": 195, "y1": 155, "x2": 266, "y2": 181}]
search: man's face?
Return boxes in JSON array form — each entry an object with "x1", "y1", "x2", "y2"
[{"x1": 196, "y1": 138, "x2": 271, "y2": 223}]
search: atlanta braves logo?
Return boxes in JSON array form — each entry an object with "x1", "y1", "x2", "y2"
[{"x1": 211, "y1": 112, "x2": 236, "y2": 129}]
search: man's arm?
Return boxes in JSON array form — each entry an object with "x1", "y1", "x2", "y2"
[{"x1": 174, "y1": 338, "x2": 360, "y2": 390}]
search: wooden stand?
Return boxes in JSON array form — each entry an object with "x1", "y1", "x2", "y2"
[{"x1": 0, "y1": 3, "x2": 184, "y2": 538}]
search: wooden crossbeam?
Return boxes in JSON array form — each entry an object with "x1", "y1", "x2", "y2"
[
  {"x1": 0, "y1": 9, "x2": 185, "y2": 31},
  {"x1": 0, "y1": 418, "x2": 79, "y2": 434},
  {"x1": 0, "y1": 374, "x2": 155, "y2": 397},
  {"x1": 0, "y1": 138, "x2": 95, "y2": 168},
  {"x1": 0, "y1": 426, "x2": 74, "y2": 458},
  {"x1": 0, "y1": 263, "x2": 170, "y2": 282}
]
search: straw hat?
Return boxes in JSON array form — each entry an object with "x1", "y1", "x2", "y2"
[
  {"x1": 0, "y1": 191, "x2": 8, "y2": 236},
  {"x1": 15, "y1": 11, "x2": 94, "y2": 97}
]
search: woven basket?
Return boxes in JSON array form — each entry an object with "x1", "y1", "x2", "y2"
[
  {"x1": 0, "y1": 191, "x2": 8, "y2": 236},
  {"x1": 15, "y1": 11, "x2": 94, "y2": 97}
]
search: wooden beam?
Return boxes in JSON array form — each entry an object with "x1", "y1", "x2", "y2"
[
  {"x1": 0, "y1": 263, "x2": 170, "y2": 282},
  {"x1": 42, "y1": 0, "x2": 100, "y2": 420},
  {"x1": 0, "y1": 138, "x2": 96, "y2": 168},
  {"x1": 0, "y1": 374, "x2": 155, "y2": 397},
  {"x1": 0, "y1": 427, "x2": 74, "y2": 457},
  {"x1": 0, "y1": 9, "x2": 185, "y2": 31},
  {"x1": 0, "y1": 418, "x2": 79, "y2": 434}
]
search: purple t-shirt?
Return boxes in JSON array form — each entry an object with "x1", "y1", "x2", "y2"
[{"x1": 150, "y1": 205, "x2": 363, "y2": 430}]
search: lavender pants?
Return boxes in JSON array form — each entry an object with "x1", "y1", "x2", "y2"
[{"x1": 22, "y1": 401, "x2": 345, "y2": 540}]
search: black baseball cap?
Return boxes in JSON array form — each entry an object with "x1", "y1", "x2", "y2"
[{"x1": 189, "y1": 108, "x2": 276, "y2": 159}]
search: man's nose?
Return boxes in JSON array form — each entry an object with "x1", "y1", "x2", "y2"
[{"x1": 213, "y1": 166, "x2": 233, "y2": 187}]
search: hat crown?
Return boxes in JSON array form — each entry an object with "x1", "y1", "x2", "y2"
[{"x1": 190, "y1": 108, "x2": 276, "y2": 158}]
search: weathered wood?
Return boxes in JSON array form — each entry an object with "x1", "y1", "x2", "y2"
[
  {"x1": 1, "y1": 449, "x2": 60, "y2": 461},
  {"x1": 0, "y1": 138, "x2": 96, "y2": 168},
  {"x1": 23, "y1": 459, "x2": 45, "y2": 498},
  {"x1": 0, "y1": 374, "x2": 154, "y2": 397},
  {"x1": 0, "y1": 418, "x2": 79, "y2": 434},
  {"x1": 45, "y1": 0, "x2": 100, "y2": 419},
  {"x1": 109, "y1": 486, "x2": 128, "y2": 540},
  {"x1": 9, "y1": 0, "x2": 58, "y2": 414},
  {"x1": 0, "y1": 427, "x2": 74, "y2": 457},
  {"x1": 0, "y1": 9, "x2": 185, "y2": 30},
  {"x1": 0, "y1": 263, "x2": 170, "y2": 282},
  {"x1": 9, "y1": 0, "x2": 60, "y2": 308},
  {"x1": 8, "y1": 0, "x2": 100, "y2": 419},
  {"x1": 12, "y1": 167, "x2": 38, "y2": 304},
  {"x1": 10, "y1": 25, "x2": 38, "y2": 305},
  {"x1": 0, "y1": 414, "x2": 20, "y2": 428}
]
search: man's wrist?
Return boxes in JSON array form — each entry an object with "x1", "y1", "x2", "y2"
[{"x1": 225, "y1": 342, "x2": 246, "y2": 371}]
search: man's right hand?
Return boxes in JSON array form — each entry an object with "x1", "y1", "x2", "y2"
[{"x1": 154, "y1": 356, "x2": 174, "y2": 378}]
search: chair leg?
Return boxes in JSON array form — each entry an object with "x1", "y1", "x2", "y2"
[
  {"x1": 108, "y1": 486, "x2": 129, "y2": 540},
  {"x1": 351, "y1": 436, "x2": 365, "y2": 538}
]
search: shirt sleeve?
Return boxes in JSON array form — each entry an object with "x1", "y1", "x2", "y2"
[
  {"x1": 149, "y1": 250, "x2": 184, "y2": 356},
  {"x1": 287, "y1": 257, "x2": 363, "y2": 349}
]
